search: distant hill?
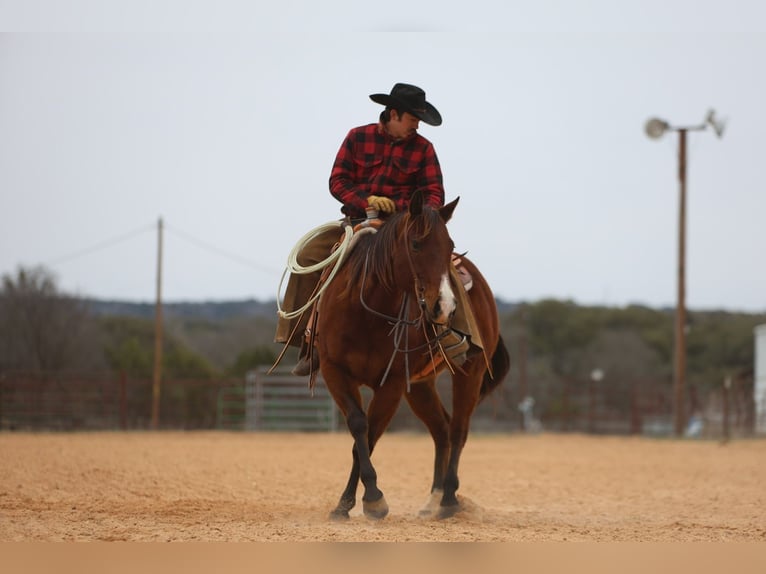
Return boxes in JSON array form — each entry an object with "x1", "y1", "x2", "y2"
[
  {"x1": 84, "y1": 298, "x2": 280, "y2": 321},
  {"x1": 85, "y1": 297, "x2": 520, "y2": 321},
  {"x1": 79, "y1": 297, "x2": 519, "y2": 371}
]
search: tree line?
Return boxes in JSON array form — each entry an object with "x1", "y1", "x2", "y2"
[
  {"x1": 0, "y1": 266, "x2": 277, "y2": 380},
  {"x1": 1, "y1": 265, "x2": 763, "y2": 396}
]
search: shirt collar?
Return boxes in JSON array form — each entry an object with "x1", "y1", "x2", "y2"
[{"x1": 377, "y1": 121, "x2": 416, "y2": 143}]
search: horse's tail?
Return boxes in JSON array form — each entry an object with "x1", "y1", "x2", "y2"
[{"x1": 479, "y1": 334, "x2": 510, "y2": 402}]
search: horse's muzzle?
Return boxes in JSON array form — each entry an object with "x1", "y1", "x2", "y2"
[{"x1": 425, "y1": 273, "x2": 457, "y2": 325}]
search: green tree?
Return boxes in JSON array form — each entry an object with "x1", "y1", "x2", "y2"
[
  {"x1": 227, "y1": 345, "x2": 277, "y2": 377},
  {"x1": 104, "y1": 336, "x2": 153, "y2": 378},
  {"x1": 101, "y1": 315, "x2": 216, "y2": 379},
  {"x1": 524, "y1": 299, "x2": 600, "y2": 376},
  {"x1": 165, "y1": 345, "x2": 216, "y2": 379},
  {"x1": 686, "y1": 311, "x2": 763, "y2": 389}
]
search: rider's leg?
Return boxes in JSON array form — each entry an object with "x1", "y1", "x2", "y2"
[{"x1": 275, "y1": 228, "x2": 342, "y2": 375}]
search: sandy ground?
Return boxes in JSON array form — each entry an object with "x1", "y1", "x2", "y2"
[{"x1": 1, "y1": 431, "x2": 765, "y2": 542}]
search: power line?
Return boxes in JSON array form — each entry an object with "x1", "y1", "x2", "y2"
[
  {"x1": 164, "y1": 223, "x2": 279, "y2": 275},
  {"x1": 44, "y1": 222, "x2": 156, "y2": 267},
  {"x1": 40, "y1": 220, "x2": 280, "y2": 277}
]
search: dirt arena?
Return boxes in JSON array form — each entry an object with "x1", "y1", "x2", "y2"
[{"x1": 1, "y1": 431, "x2": 765, "y2": 541}]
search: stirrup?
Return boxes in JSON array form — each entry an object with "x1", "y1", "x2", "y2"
[
  {"x1": 410, "y1": 331, "x2": 470, "y2": 382},
  {"x1": 292, "y1": 353, "x2": 319, "y2": 376},
  {"x1": 441, "y1": 330, "x2": 470, "y2": 364}
]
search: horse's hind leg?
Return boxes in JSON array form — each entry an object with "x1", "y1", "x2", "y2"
[
  {"x1": 439, "y1": 366, "x2": 483, "y2": 518},
  {"x1": 404, "y1": 378, "x2": 451, "y2": 517}
]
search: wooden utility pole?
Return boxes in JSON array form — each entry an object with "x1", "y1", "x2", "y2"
[
  {"x1": 151, "y1": 217, "x2": 164, "y2": 429},
  {"x1": 645, "y1": 110, "x2": 724, "y2": 437},
  {"x1": 674, "y1": 129, "x2": 688, "y2": 437}
]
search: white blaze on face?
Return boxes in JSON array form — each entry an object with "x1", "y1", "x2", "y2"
[{"x1": 437, "y1": 272, "x2": 457, "y2": 322}]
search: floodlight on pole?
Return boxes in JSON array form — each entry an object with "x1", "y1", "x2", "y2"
[
  {"x1": 644, "y1": 118, "x2": 670, "y2": 139},
  {"x1": 645, "y1": 109, "x2": 725, "y2": 437}
]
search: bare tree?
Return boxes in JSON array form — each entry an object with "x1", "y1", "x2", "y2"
[{"x1": 0, "y1": 266, "x2": 103, "y2": 373}]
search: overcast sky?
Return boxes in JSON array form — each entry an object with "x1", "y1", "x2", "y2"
[{"x1": 1, "y1": 1, "x2": 765, "y2": 312}]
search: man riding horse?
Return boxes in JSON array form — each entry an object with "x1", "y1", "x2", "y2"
[{"x1": 275, "y1": 83, "x2": 474, "y2": 375}]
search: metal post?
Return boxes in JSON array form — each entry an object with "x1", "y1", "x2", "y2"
[
  {"x1": 120, "y1": 370, "x2": 127, "y2": 430},
  {"x1": 722, "y1": 376, "x2": 731, "y2": 444},
  {"x1": 630, "y1": 382, "x2": 642, "y2": 435},
  {"x1": 518, "y1": 306, "x2": 528, "y2": 431}
]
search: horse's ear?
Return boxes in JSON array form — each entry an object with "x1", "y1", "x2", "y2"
[
  {"x1": 409, "y1": 190, "x2": 424, "y2": 217},
  {"x1": 439, "y1": 196, "x2": 459, "y2": 223}
]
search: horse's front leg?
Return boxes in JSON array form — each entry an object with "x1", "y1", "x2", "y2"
[
  {"x1": 329, "y1": 443, "x2": 361, "y2": 520},
  {"x1": 329, "y1": 389, "x2": 388, "y2": 520},
  {"x1": 346, "y1": 401, "x2": 388, "y2": 519}
]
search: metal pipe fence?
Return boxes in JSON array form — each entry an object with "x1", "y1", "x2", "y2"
[
  {"x1": 0, "y1": 371, "x2": 240, "y2": 431},
  {"x1": 0, "y1": 371, "x2": 756, "y2": 438}
]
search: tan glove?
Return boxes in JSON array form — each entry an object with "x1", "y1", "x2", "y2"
[{"x1": 367, "y1": 195, "x2": 396, "y2": 214}]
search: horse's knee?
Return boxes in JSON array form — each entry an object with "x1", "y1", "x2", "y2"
[{"x1": 346, "y1": 410, "x2": 367, "y2": 438}]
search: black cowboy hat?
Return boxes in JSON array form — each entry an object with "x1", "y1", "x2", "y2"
[{"x1": 369, "y1": 83, "x2": 442, "y2": 126}]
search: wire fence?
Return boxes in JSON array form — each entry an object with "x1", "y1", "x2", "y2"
[{"x1": 0, "y1": 370, "x2": 757, "y2": 439}]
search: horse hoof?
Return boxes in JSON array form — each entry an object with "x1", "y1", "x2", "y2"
[
  {"x1": 418, "y1": 490, "x2": 443, "y2": 518},
  {"x1": 329, "y1": 508, "x2": 350, "y2": 521},
  {"x1": 363, "y1": 496, "x2": 389, "y2": 520},
  {"x1": 330, "y1": 497, "x2": 355, "y2": 521},
  {"x1": 438, "y1": 503, "x2": 460, "y2": 519}
]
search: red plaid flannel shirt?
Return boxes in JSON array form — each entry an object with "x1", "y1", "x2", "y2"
[{"x1": 329, "y1": 123, "x2": 445, "y2": 219}]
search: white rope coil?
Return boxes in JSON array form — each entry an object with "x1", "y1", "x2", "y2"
[{"x1": 276, "y1": 221, "x2": 355, "y2": 320}]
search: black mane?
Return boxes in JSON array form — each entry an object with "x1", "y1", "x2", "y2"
[{"x1": 344, "y1": 208, "x2": 441, "y2": 293}]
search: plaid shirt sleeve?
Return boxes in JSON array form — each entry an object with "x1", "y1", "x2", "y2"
[{"x1": 329, "y1": 124, "x2": 445, "y2": 219}]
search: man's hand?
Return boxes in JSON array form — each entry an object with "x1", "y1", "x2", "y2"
[{"x1": 368, "y1": 195, "x2": 396, "y2": 214}]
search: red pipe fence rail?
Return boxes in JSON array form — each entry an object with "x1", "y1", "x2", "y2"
[{"x1": 0, "y1": 371, "x2": 755, "y2": 438}]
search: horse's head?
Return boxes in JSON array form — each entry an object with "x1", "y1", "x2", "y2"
[
  {"x1": 408, "y1": 193, "x2": 460, "y2": 324},
  {"x1": 369, "y1": 191, "x2": 459, "y2": 325}
]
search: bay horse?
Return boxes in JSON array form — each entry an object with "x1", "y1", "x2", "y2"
[{"x1": 316, "y1": 191, "x2": 510, "y2": 520}]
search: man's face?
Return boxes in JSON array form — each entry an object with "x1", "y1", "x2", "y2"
[{"x1": 387, "y1": 110, "x2": 420, "y2": 140}]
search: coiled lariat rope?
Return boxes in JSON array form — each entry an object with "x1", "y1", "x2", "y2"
[{"x1": 276, "y1": 221, "x2": 356, "y2": 320}]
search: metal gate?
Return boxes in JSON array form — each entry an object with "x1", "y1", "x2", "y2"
[{"x1": 245, "y1": 370, "x2": 340, "y2": 431}]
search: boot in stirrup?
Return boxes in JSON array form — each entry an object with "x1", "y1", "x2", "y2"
[
  {"x1": 439, "y1": 329, "x2": 470, "y2": 366},
  {"x1": 292, "y1": 350, "x2": 319, "y2": 376}
]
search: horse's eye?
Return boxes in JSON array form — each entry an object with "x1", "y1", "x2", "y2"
[{"x1": 411, "y1": 239, "x2": 422, "y2": 252}]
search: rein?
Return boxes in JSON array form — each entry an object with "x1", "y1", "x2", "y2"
[{"x1": 358, "y1": 239, "x2": 454, "y2": 391}]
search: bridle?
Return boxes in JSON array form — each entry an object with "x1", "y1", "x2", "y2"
[{"x1": 357, "y1": 216, "x2": 455, "y2": 389}]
